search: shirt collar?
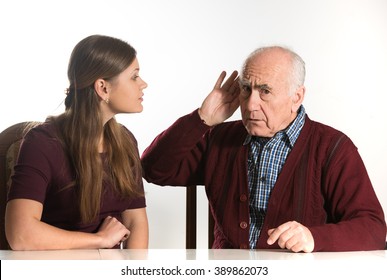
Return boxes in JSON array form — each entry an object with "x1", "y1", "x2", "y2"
[{"x1": 243, "y1": 105, "x2": 306, "y2": 147}]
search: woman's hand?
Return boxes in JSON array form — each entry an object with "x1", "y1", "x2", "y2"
[
  {"x1": 96, "y1": 216, "x2": 130, "y2": 248},
  {"x1": 6, "y1": 199, "x2": 130, "y2": 250}
]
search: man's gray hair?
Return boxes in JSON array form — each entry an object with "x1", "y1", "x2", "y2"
[{"x1": 241, "y1": 46, "x2": 306, "y2": 95}]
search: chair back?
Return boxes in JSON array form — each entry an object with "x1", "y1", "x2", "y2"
[
  {"x1": 186, "y1": 185, "x2": 214, "y2": 249},
  {"x1": 0, "y1": 122, "x2": 37, "y2": 249}
]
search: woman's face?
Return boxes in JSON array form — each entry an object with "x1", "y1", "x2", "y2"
[{"x1": 106, "y1": 58, "x2": 148, "y2": 114}]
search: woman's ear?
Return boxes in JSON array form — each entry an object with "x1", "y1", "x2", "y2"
[
  {"x1": 94, "y1": 79, "x2": 109, "y2": 101},
  {"x1": 291, "y1": 85, "x2": 305, "y2": 113}
]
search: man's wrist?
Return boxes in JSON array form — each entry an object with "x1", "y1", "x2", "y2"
[{"x1": 198, "y1": 108, "x2": 212, "y2": 126}]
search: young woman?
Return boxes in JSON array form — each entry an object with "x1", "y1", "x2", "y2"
[{"x1": 5, "y1": 35, "x2": 149, "y2": 250}]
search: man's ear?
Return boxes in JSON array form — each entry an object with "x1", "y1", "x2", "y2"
[
  {"x1": 94, "y1": 78, "x2": 109, "y2": 101},
  {"x1": 291, "y1": 85, "x2": 305, "y2": 113}
]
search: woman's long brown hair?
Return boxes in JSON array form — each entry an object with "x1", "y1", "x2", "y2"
[{"x1": 48, "y1": 35, "x2": 142, "y2": 223}]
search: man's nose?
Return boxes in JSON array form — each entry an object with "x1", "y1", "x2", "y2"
[{"x1": 246, "y1": 90, "x2": 262, "y2": 111}]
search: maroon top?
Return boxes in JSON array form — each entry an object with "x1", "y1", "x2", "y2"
[
  {"x1": 142, "y1": 109, "x2": 386, "y2": 251},
  {"x1": 8, "y1": 122, "x2": 146, "y2": 234}
]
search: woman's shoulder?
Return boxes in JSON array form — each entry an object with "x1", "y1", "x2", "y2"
[
  {"x1": 17, "y1": 121, "x2": 67, "y2": 168},
  {"x1": 25, "y1": 121, "x2": 57, "y2": 137},
  {"x1": 23, "y1": 121, "x2": 62, "y2": 148}
]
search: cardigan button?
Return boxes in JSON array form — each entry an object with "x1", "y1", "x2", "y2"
[
  {"x1": 239, "y1": 194, "x2": 247, "y2": 202},
  {"x1": 239, "y1": 221, "x2": 248, "y2": 229}
]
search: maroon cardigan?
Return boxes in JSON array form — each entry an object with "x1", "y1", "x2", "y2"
[{"x1": 142, "y1": 109, "x2": 386, "y2": 251}]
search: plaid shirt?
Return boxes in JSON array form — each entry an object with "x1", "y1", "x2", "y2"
[{"x1": 244, "y1": 106, "x2": 306, "y2": 248}]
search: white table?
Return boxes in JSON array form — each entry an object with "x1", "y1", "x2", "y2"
[
  {"x1": 1, "y1": 249, "x2": 386, "y2": 280},
  {"x1": 0, "y1": 248, "x2": 386, "y2": 260}
]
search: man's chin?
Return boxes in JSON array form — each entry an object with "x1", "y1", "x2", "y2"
[{"x1": 245, "y1": 126, "x2": 273, "y2": 138}]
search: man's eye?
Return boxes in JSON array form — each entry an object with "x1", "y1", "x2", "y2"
[
  {"x1": 242, "y1": 85, "x2": 251, "y2": 92},
  {"x1": 261, "y1": 89, "x2": 270, "y2": 95}
]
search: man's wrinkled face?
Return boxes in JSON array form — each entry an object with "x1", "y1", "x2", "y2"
[{"x1": 239, "y1": 49, "x2": 302, "y2": 137}]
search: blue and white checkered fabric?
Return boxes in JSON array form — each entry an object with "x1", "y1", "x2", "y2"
[{"x1": 244, "y1": 106, "x2": 306, "y2": 248}]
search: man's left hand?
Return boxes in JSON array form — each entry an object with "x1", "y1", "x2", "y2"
[{"x1": 267, "y1": 221, "x2": 314, "y2": 253}]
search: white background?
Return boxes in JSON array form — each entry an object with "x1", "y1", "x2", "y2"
[{"x1": 0, "y1": 0, "x2": 386, "y2": 248}]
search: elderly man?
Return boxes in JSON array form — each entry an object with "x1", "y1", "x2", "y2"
[{"x1": 141, "y1": 46, "x2": 386, "y2": 252}]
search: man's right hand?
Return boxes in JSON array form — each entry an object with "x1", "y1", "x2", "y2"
[{"x1": 198, "y1": 71, "x2": 240, "y2": 126}]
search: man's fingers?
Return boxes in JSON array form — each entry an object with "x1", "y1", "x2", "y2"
[
  {"x1": 213, "y1": 70, "x2": 239, "y2": 90},
  {"x1": 214, "y1": 71, "x2": 227, "y2": 89},
  {"x1": 222, "y1": 70, "x2": 239, "y2": 90},
  {"x1": 267, "y1": 222, "x2": 314, "y2": 252},
  {"x1": 267, "y1": 224, "x2": 290, "y2": 245}
]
